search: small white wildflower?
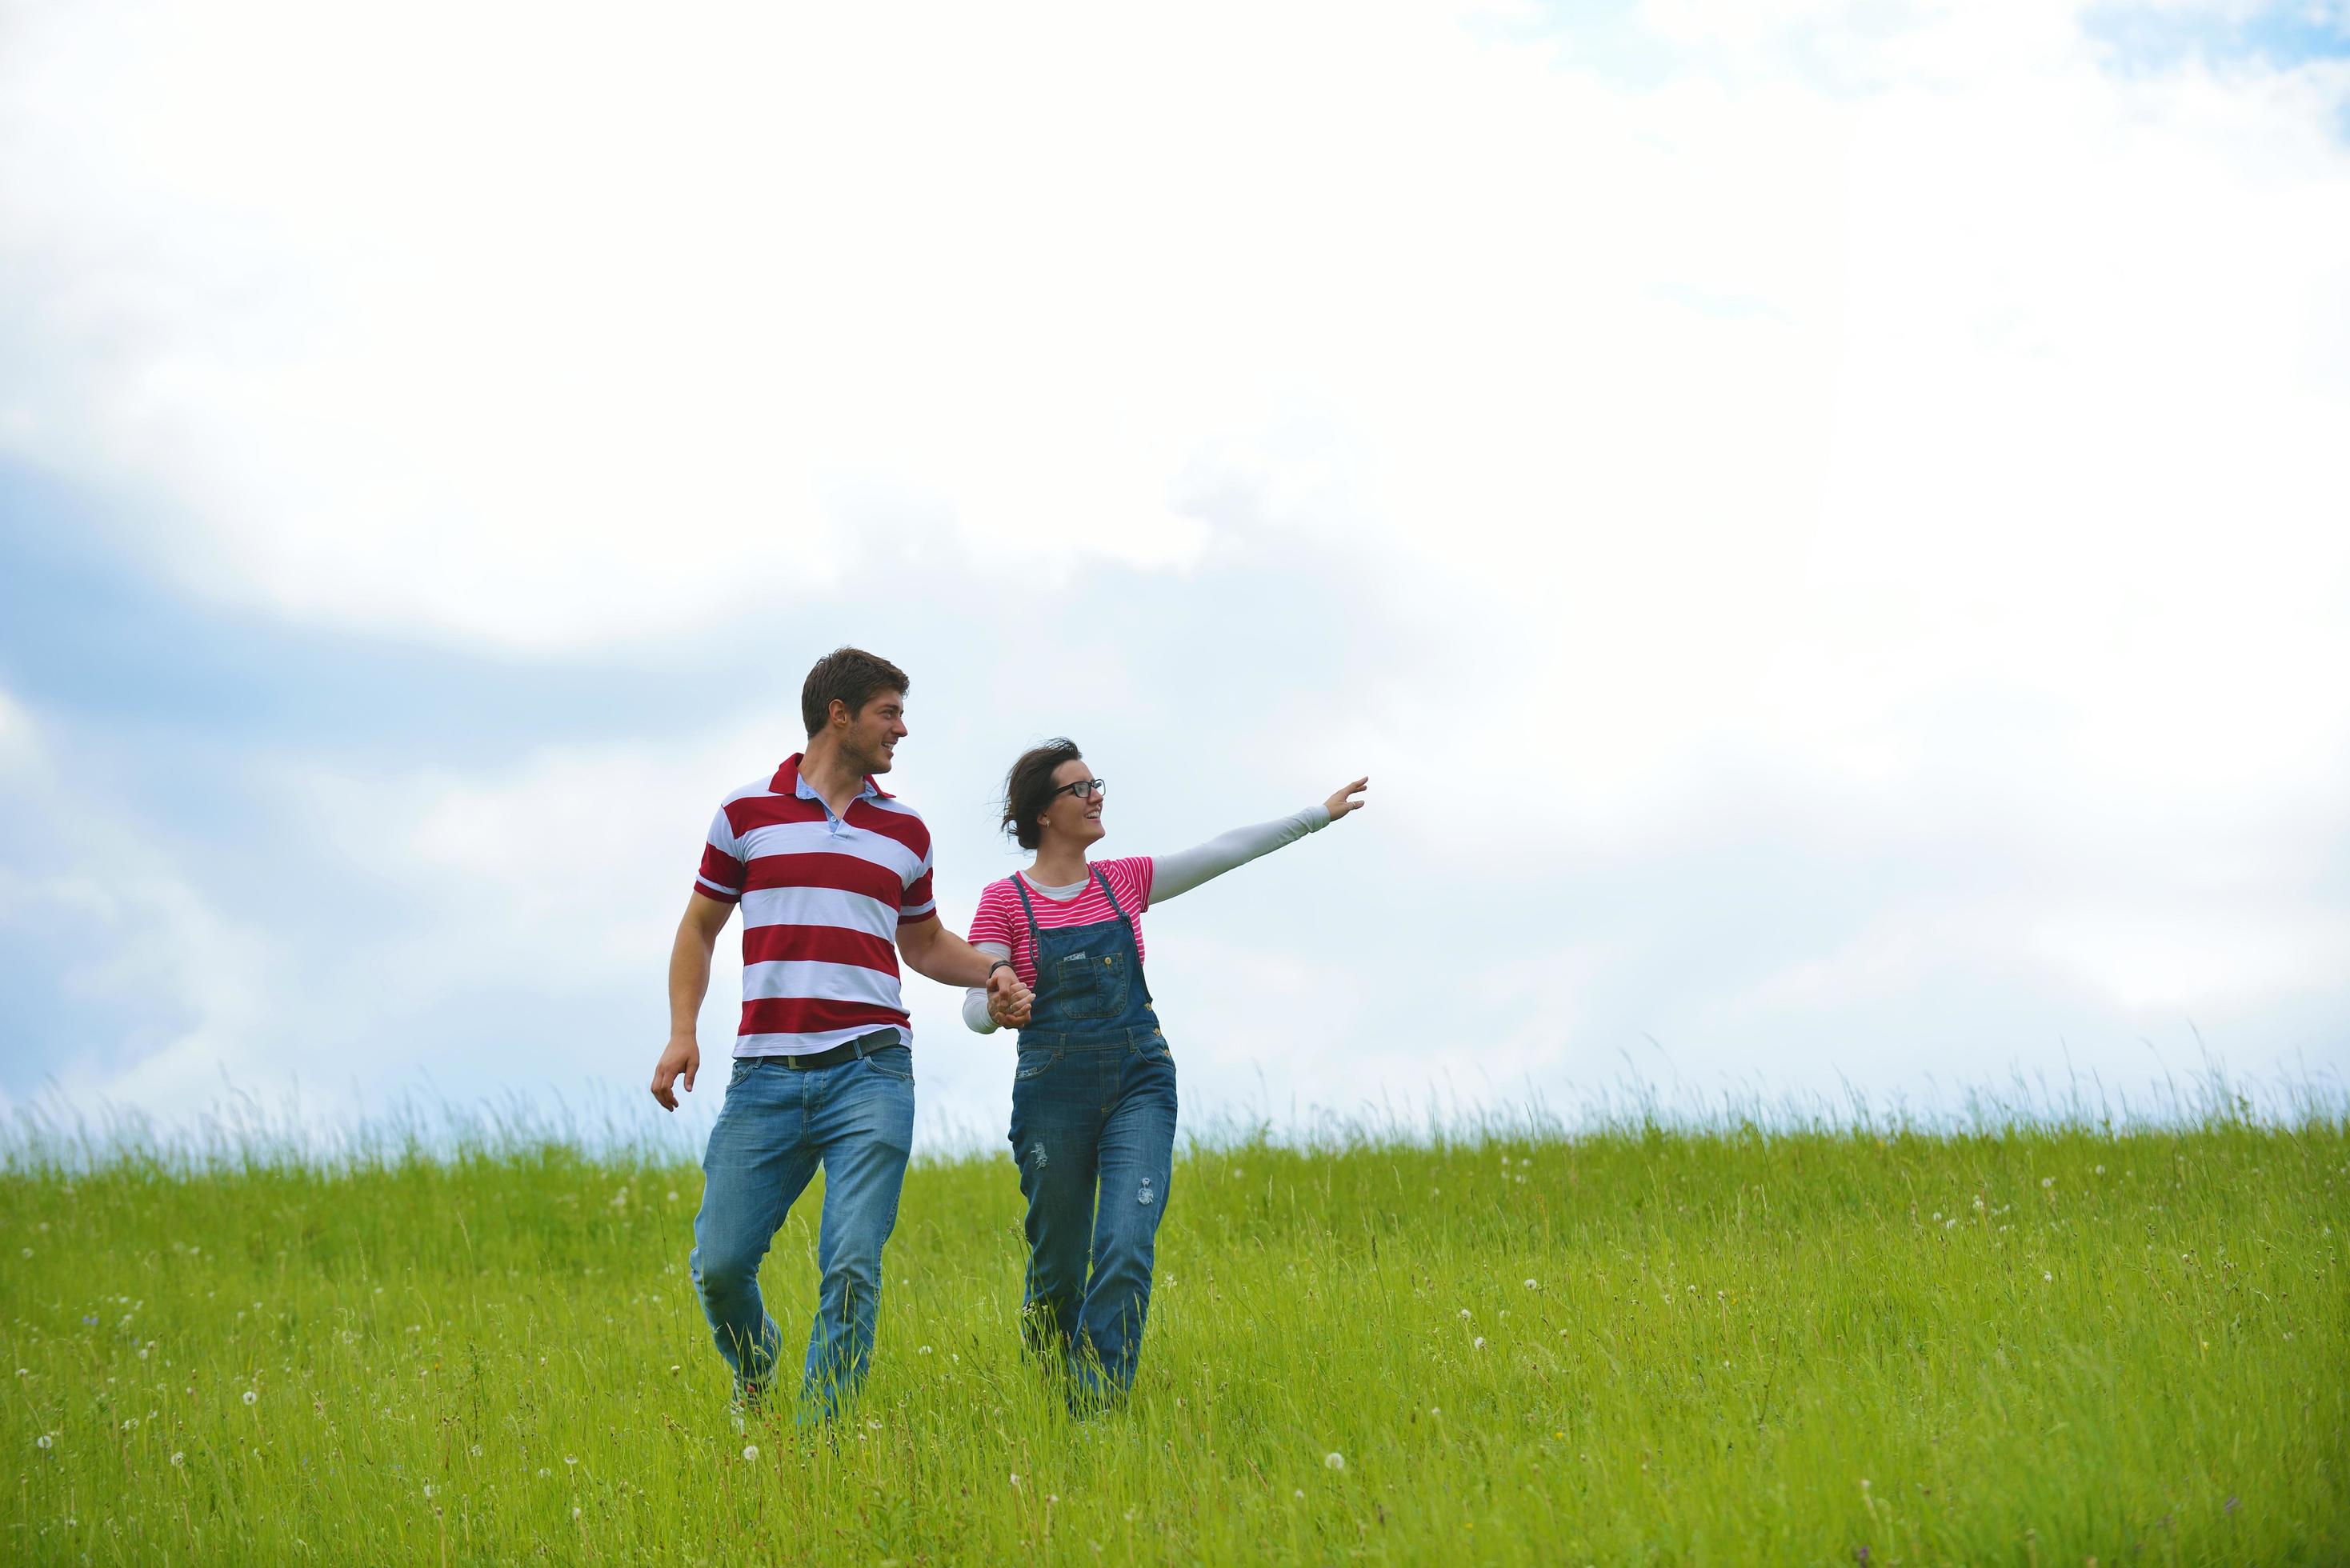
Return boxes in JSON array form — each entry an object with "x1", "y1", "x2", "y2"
[
  {"x1": 2043, "y1": 1272, "x2": 2052, "y2": 1282},
  {"x1": 469, "y1": 1443, "x2": 482, "y2": 1457},
  {"x1": 2041, "y1": 1176, "x2": 2054, "y2": 1190},
  {"x1": 171, "y1": 1450, "x2": 185, "y2": 1467},
  {"x1": 536, "y1": 1467, "x2": 550, "y2": 1478},
  {"x1": 242, "y1": 1390, "x2": 258, "y2": 1406},
  {"x1": 138, "y1": 1347, "x2": 149, "y2": 1360},
  {"x1": 1523, "y1": 1278, "x2": 1539, "y2": 1290},
  {"x1": 36, "y1": 1433, "x2": 54, "y2": 1449},
  {"x1": 2095, "y1": 1164, "x2": 2105, "y2": 1174},
  {"x1": 571, "y1": 1506, "x2": 582, "y2": 1520},
  {"x1": 1293, "y1": 1488, "x2": 1304, "y2": 1499},
  {"x1": 1458, "y1": 1308, "x2": 1471, "y2": 1320},
  {"x1": 667, "y1": 1190, "x2": 680, "y2": 1202},
  {"x1": 742, "y1": 1444, "x2": 758, "y2": 1462},
  {"x1": 1429, "y1": 1407, "x2": 1440, "y2": 1418},
  {"x1": 1325, "y1": 1451, "x2": 1345, "y2": 1471},
  {"x1": 564, "y1": 1455, "x2": 578, "y2": 1467},
  {"x1": 422, "y1": 1483, "x2": 435, "y2": 1499},
  {"x1": 1010, "y1": 1473, "x2": 1022, "y2": 1489},
  {"x1": 1473, "y1": 1336, "x2": 1487, "y2": 1350},
  {"x1": 918, "y1": 1346, "x2": 932, "y2": 1355},
  {"x1": 1047, "y1": 1494, "x2": 1060, "y2": 1505}
]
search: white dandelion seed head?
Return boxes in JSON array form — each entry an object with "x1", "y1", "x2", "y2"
[
  {"x1": 1293, "y1": 1488, "x2": 1304, "y2": 1499},
  {"x1": 37, "y1": 1433, "x2": 54, "y2": 1449},
  {"x1": 1010, "y1": 1473, "x2": 1022, "y2": 1489},
  {"x1": 470, "y1": 1443, "x2": 483, "y2": 1457},
  {"x1": 1325, "y1": 1451, "x2": 1345, "y2": 1470},
  {"x1": 2042, "y1": 1176, "x2": 2055, "y2": 1189},
  {"x1": 571, "y1": 1506, "x2": 582, "y2": 1520},
  {"x1": 1523, "y1": 1278, "x2": 1539, "y2": 1290},
  {"x1": 242, "y1": 1390, "x2": 258, "y2": 1406},
  {"x1": 1458, "y1": 1308, "x2": 1471, "y2": 1320},
  {"x1": 742, "y1": 1444, "x2": 758, "y2": 1462},
  {"x1": 1473, "y1": 1336, "x2": 1487, "y2": 1350},
  {"x1": 2044, "y1": 1271, "x2": 2053, "y2": 1282},
  {"x1": 171, "y1": 1451, "x2": 185, "y2": 1466},
  {"x1": 2095, "y1": 1165, "x2": 2105, "y2": 1175},
  {"x1": 564, "y1": 1456, "x2": 578, "y2": 1467}
]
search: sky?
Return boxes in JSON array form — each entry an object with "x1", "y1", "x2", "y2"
[{"x1": 2, "y1": 0, "x2": 2347, "y2": 1151}]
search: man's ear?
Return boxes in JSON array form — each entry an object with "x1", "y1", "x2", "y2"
[{"x1": 827, "y1": 698, "x2": 852, "y2": 730}]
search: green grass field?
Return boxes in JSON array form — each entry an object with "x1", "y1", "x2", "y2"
[{"x1": 5, "y1": 1107, "x2": 2344, "y2": 1565}]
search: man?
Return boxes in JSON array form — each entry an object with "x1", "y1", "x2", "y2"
[{"x1": 651, "y1": 646, "x2": 1030, "y2": 1421}]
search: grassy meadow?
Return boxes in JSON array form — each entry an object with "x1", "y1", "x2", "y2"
[{"x1": 3, "y1": 1104, "x2": 2344, "y2": 1565}]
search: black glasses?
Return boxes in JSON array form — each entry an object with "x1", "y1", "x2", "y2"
[{"x1": 1051, "y1": 778, "x2": 1108, "y2": 802}]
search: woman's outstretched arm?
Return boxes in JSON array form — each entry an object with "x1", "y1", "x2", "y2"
[{"x1": 1150, "y1": 777, "x2": 1368, "y2": 905}]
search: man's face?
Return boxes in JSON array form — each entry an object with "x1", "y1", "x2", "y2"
[{"x1": 835, "y1": 690, "x2": 908, "y2": 774}]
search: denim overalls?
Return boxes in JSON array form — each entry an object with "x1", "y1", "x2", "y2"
[{"x1": 1006, "y1": 866, "x2": 1178, "y2": 1402}]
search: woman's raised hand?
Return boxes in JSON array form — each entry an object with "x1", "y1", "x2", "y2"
[{"x1": 1325, "y1": 777, "x2": 1369, "y2": 821}]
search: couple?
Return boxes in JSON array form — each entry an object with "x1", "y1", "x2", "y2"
[{"x1": 649, "y1": 646, "x2": 1366, "y2": 1420}]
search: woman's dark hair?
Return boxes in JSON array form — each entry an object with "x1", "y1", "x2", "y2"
[
  {"x1": 1001, "y1": 738, "x2": 1083, "y2": 851},
  {"x1": 801, "y1": 646, "x2": 910, "y2": 737}
]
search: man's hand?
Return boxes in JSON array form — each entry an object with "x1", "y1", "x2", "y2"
[
  {"x1": 1325, "y1": 775, "x2": 1370, "y2": 821},
  {"x1": 651, "y1": 1035, "x2": 700, "y2": 1111},
  {"x1": 987, "y1": 966, "x2": 1032, "y2": 1029}
]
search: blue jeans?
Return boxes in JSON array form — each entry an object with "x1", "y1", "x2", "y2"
[
  {"x1": 690, "y1": 1042, "x2": 915, "y2": 1418},
  {"x1": 1008, "y1": 1031, "x2": 1177, "y2": 1402}
]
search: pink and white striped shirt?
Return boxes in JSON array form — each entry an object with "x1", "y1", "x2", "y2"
[
  {"x1": 694, "y1": 754, "x2": 936, "y2": 1057},
  {"x1": 965, "y1": 857, "x2": 1155, "y2": 989}
]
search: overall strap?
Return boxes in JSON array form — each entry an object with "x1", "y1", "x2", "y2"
[
  {"x1": 1008, "y1": 873, "x2": 1043, "y2": 944},
  {"x1": 1093, "y1": 866, "x2": 1138, "y2": 931}
]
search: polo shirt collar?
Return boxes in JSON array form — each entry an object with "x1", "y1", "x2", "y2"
[{"x1": 774, "y1": 752, "x2": 892, "y2": 802}]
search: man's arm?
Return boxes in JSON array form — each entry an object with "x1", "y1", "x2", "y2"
[
  {"x1": 651, "y1": 892, "x2": 735, "y2": 1110},
  {"x1": 899, "y1": 915, "x2": 1031, "y2": 1026}
]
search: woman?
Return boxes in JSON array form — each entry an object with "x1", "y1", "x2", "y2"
[{"x1": 963, "y1": 738, "x2": 1367, "y2": 1406}]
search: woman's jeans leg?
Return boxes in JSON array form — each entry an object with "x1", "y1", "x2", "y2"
[
  {"x1": 1074, "y1": 1046, "x2": 1176, "y2": 1398},
  {"x1": 1010, "y1": 1040, "x2": 1176, "y2": 1399},
  {"x1": 1010, "y1": 1046, "x2": 1100, "y2": 1365}
]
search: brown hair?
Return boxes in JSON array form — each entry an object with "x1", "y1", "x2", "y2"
[
  {"x1": 1000, "y1": 738, "x2": 1083, "y2": 851},
  {"x1": 800, "y1": 647, "x2": 910, "y2": 737}
]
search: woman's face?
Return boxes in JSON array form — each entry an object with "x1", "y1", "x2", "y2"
[{"x1": 1037, "y1": 758, "x2": 1107, "y2": 850}]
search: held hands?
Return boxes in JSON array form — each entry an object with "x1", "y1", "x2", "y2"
[
  {"x1": 1325, "y1": 775, "x2": 1370, "y2": 821},
  {"x1": 650, "y1": 1034, "x2": 699, "y2": 1111},
  {"x1": 986, "y1": 966, "x2": 1033, "y2": 1029}
]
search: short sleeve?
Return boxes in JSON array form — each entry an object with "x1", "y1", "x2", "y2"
[
  {"x1": 967, "y1": 882, "x2": 1015, "y2": 949},
  {"x1": 695, "y1": 806, "x2": 745, "y2": 904},
  {"x1": 899, "y1": 838, "x2": 937, "y2": 922},
  {"x1": 1098, "y1": 855, "x2": 1154, "y2": 914}
]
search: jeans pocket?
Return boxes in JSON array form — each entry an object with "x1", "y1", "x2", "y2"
[
  {"x1": 863, "y1": 1045, "x2": 914, "y2": 1082},
  {"x1": 728, "y1": 1057, "x2": 758, "y2": 1087},
  {"x1": 1014, "y1": 1047, "x2": 1057, "y2": 1082}
]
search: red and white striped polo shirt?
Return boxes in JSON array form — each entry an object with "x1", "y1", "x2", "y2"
[
  {"x1": 966, "y1": 857, "x2": 1154, "y2": 988},
  {"x1": 694, "y1": 754, "x2": 936, "y2": 1057}
]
